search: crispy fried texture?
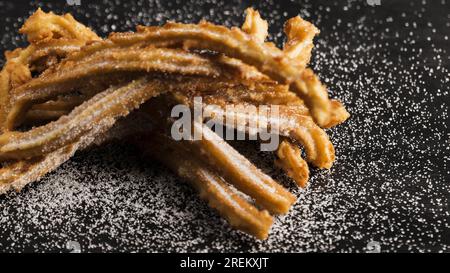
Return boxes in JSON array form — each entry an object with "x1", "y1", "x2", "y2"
[
  {"x1": 0, "y1": 8, "x2": 351, "y2": 240},
  {"x1": 170, "y1": 79, "x2": 349, "y2": 128},
  {"x1": 283, "y1": 16, "x2": 319, "y2": 70},
  {"x1": 38, "y1": 9, "x2": 333, "y2": 125},
  {"x1": 140, "y1": 97, "x2": 297, "y2": 214},
  {"x1": 19, "y1": 8, "x2": 99, "y2": 44},
  {"x1": 0, "y1": 111, "x2": 156, "y2": 194},
  {"x1": 0, "y1": 8, "x2": 100, "y2": 133},
  {"x1": 0, "y1": 119, "x2": 112, "y2": 194},
  {"x1": 24, "y1": 78, "x2": 349, "y2": 129},
  {"x1": 198, "y1": 102, "x2": 335, "y2": 169},
  {"x1": 191, "y1": 122, "x2": 297, "y2": 214},
  {"x1": 242, "y1": 8, "x2": 268, "y2": 44},
  {"x1": 5, "y1": 48, "x2": 227, "y2": 130},
  {"x1": 275, "y1": 140, "x2": 309, "y2": 188},
  {"x1": 117, "y1": 21, "x2": 332, "y2": 126},
  {"x1": 135, "y1": 133, "x2": 274, "y2": 239}
]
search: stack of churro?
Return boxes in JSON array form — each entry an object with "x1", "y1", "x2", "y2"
[{"x1": 0, "y1": 8, "x2": 349, "y2": 239}]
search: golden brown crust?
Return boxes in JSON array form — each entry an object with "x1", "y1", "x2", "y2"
[
  {"x1": 242, "y1": 8, "x2": 269, "y2": 44},
  {"x1": 275, "y1": 140, "x2": 310, "y2": 188},
  {"x1": 197, "y1": 101, "x2": 335, "y2": 169},
  {"x1": 0, "y1": 8, "x2": 100, "y2": 133},
  {"x1": 19, "y1": 8, "x2": 100, "y2": 44},
  {"x1": 191, "y1": 122, "x2": 297, "y2": 214},
  {"x1": 0, "y1": 77, "x2": 175, "y2": 160},
  {"x1": 24, "y1": 78, "x2": 349, "y2": 130},
  {"x1": 0, "y1": 118, "x2": 113, "y2": 194},
  {"x1": 0, "y1": 8, "x2": 351, "y2": 240},
  {"x1": 45, "y1": 14, "x2": 333, "y2": 125},
  {"x1": 5, "y1": 48, "x2": 227, "y2": 130},
  {"x1": 283, "y1": 16, "x2": 319, "y2": 70},
  {"x1": 135, "y1": 133, "x2": 274, "y2": 239}
]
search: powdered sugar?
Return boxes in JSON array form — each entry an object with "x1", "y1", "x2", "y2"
[{"x1": 0, "y1": 0, "x2": 448, "y2": 252}]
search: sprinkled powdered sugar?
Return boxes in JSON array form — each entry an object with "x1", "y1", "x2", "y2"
[{"x1": 0, "y1": 0, "x2": 449, "y2": 252}]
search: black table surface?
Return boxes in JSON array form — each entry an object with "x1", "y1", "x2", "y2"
[{"x1": 0, "y1": 0, "x2": 448, "y2": 252}]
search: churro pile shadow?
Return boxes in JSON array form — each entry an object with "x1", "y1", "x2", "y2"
[{"x1": 0, "y1": 0, "x2": 449, "y2": 252}]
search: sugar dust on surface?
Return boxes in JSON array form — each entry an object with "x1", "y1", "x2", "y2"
[{"x1": 0, "y1": 0, "x2": 448, "y2": 252}]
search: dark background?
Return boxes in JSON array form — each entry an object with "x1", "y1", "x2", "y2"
[{"x1": 0, "y1": 0, "x2": 448, "y2": 252}]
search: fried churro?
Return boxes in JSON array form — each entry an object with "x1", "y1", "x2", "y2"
[
  {"x1": 135, "y1": 133, "x2": 274, "y2": 239},
  {"x1": 0, "y1": 8, "x2": 350, "y2": 239}
]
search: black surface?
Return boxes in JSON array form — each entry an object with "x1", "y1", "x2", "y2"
[{"x1": 0, "y1": 0, "x2": 449, "y2": 252}]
